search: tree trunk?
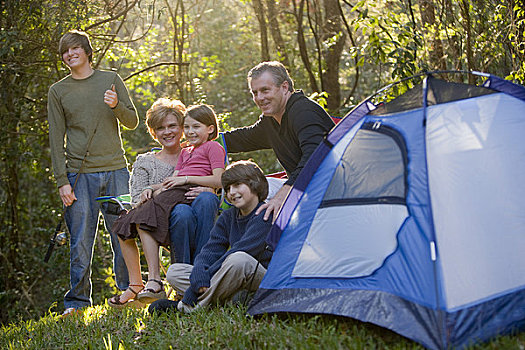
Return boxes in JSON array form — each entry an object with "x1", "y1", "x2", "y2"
[
  {"x1": 306, "y1": 1, "x2": 324, "y2": 91},
  {"x1": 165, "y1": 0, "x2": 189, "y2": 102},
  {"x1": 460, "y1": 0, "x2": 474, "y2": 83},
  {"x1": 443, "y1": 0, "x2": 462, "y2": 72},
  {"x1": 293, "y1": 0, "x2": 319, "y2": 92},
  {"x1": 252, "y1": 0, "x2": 271, "y2": 61},
  {"x1": 321, "y1": 0, "x2": 346, "y2": 111},
  {"x1": 420, "y1": 0, "x2": 446, "y2": 70},
  {"x1": 264, "y1": 0, "x2": 289, "y2": 67}
]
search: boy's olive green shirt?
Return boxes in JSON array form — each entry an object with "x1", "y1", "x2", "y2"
[{"x1": 47, "y1": 69, "x2": 139, "y2": 188}]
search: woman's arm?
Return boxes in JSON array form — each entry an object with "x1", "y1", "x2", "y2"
[
  {"x1": 131, "y1": 153, "x2": 174, "y2": 204},
  {"x1": 129, "y1": 155, "x2": 152, "y2": 204}
]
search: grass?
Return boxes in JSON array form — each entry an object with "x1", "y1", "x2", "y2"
[{"x1": 1, "y1": 302, "x2": 524, "y2": 350}]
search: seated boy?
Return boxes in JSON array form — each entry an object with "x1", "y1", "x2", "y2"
[{"x1": 149, "y1": 160, "x2": 273, "y2": 313}]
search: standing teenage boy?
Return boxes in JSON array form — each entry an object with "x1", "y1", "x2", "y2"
[
  {"x1": 47, "y1": 30, "x2": 139, "y2": 315},
  {"x1": 149, "y1": 160, "x2": 273, "y2": 313},
  {"x1": 223, "y1": 61, "x2": 335, "y2": 223}
]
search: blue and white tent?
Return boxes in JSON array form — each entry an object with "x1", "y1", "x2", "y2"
[{"x1": 248, "y1": 73, "x2": 525, "y2": 349}]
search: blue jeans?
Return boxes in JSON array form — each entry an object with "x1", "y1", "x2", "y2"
[
  {"x1": 169, "y1": 191, "x2": 219, "y2": 264},
  {"x1": 64, "y1": 168, "x2": 130, "y2": 309}
]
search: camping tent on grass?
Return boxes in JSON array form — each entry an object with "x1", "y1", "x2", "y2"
[{"x1": 247, "y1": 72, "x2": 525, "y2": 349}]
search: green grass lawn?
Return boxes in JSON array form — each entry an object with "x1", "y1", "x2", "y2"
[{"x1": 1, "y1": 303, "x2": 524, "y2": 349}]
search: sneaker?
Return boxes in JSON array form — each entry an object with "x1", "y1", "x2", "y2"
[
  {"x1": 61, "y1": 307, "x2": 79, "y2": 317},
  {"x1": 148, "y1": 299, "x2": 180, "y2": 314},
  {"x1": 178, "y1": 301, "x2": 196, "y2": 313}
]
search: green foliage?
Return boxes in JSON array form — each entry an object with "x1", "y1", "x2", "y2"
[
  {"x1": 1, "y1": 0, "x2": 524, "y2": 327},
  {"x1": 504, "y1": 1, "x2": 525, "y2": 83},
  {"x1": 309, "y1": 91, "x2": 329, "y2": 109},
  {"x1": 1, "y1": 304, "x2": 523, "y2": 349},
  {"x1": 342, "y1": 0, "x2": 523, "y2": 88},
  {"x1": 0, "y1": 0, "x2": 83, "y2": 325}
]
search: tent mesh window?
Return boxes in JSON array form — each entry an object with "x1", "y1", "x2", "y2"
[
  {"x1": 321, "y1": 122, "x2": 408, "y2": 208},
  {"x1": 292, "y1": 121, "x2": 410, "y2": 278}
]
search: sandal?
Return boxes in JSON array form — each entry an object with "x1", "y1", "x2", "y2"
[
  {"x1": 108, "y1": 284, "x2": 145, "y2": 309},
  {"x1": 137, "y1": 279, "x2": 167, "y2": 304}
]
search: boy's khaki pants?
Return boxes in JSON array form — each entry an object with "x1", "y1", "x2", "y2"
[{"x1": 166, "y1": 251, "x2": 266, "y2": 308}]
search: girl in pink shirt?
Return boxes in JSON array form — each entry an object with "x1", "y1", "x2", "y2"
[{"x1": 110, "y1": 105, "x2": 225, "y2": 308}]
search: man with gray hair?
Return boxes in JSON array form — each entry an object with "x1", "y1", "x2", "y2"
[{"x1": 223, "y1": 61, "x2": 335, "y2": 223}]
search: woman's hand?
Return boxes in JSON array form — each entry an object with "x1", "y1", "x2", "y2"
[
  {"x1": 152, "y1": 188, "x2": 163, "y2": 197},
  {"x1": 139, "y1": 188, "x2": 153, "y2": 204},
  {"x1": 162, "y1": 175, "x2": 187, "y2": 189}
]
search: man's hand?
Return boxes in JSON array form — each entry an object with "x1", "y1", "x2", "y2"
[
  {"x1": 255, "y1": 184, "x2": 291, "y2": 224},
  {"x1": 198, "y1": 286, "x2": 208, "y2": 294},
  {"x1": 59, "y1": 184, "x2": 77, "y2": 207},
  {"x1": 104, "y1": 84, "x2": 119, "y2": 109},
  {"x1": 184, "y1": 186, "x2": 214, "y2": 200}
]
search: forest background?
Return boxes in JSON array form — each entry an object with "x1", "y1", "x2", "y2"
[{"x1": 0, "y1": 0, "x2": 523, "y2": 324}]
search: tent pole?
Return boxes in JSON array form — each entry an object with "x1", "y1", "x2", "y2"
[{"x1": 422, "y1": 73, "x2": 447, "y2": 349}]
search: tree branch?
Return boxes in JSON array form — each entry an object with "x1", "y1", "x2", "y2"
[
  {"x1": 84, "y1": 0, "x2": 140, "y2": 31},
  {"x1": 307, "y1": 0, "x2": 324, "y2": 91},
  {"x1": 123, "y1": 62, "x2": 190, "y2": 81},
  {"x1": 252, "y1": 0, "x2": 270, "y2": 61},
  {"x1": 294, "y1": 0, "x2": 319, "y2": 92}
]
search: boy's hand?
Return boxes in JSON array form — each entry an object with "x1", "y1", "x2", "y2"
[
  {"x1": 59, "y1": 184, "x2": 77, "y2": 207},
  {"x1": 104, "y1": 84, "x2": 119, "y2": 109},
  {"x1": 198, "y1": 287, "x2": 208, "y2": 294}
]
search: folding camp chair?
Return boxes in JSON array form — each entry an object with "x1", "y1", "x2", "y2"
[{"x1": 96, "y1": 193, "x2": 133, "y2": 215}]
